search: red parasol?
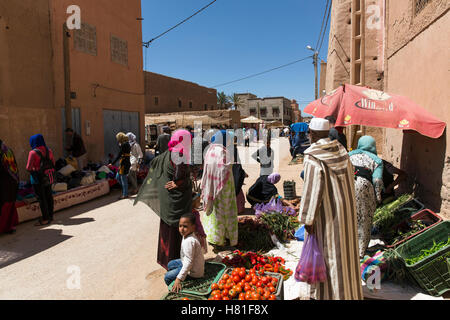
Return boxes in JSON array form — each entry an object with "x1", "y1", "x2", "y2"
[{"x1": 304, "y1": 84, "x2": 446, "y2": 139}]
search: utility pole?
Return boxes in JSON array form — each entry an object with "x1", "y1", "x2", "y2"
[
  {"x1": 63, "y1": 23, "x2": 72, "y2": 131},
  {"x1": 307, "y1": 45, "x2": 319, "y2": 100}
]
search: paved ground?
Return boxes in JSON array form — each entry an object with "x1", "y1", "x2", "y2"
[{"x1": 0, "y1": 137, "x2": 303, "y2": 300}]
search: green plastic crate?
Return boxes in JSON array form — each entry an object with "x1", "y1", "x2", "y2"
[
  {"x1": 394, "y1": 221, "x2": 450, "y2": 296},
  {"x1": 161, "y1": 292, "x2": 207, "y2": 300},
  {"x1": 168, "y1": 261, "x2": 226, "y2": 296}
]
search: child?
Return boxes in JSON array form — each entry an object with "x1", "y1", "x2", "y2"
[{"x1": 165, "y1": 212, "x2": 205, "y2": 292}]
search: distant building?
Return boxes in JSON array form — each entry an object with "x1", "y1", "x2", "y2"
[
  {"x1": 144, "y1": 71, "x2": 217, "y2": 114},
  {"x1": 235, "y1": 93, "x2": 294, "y2": 125},
  {"x1": 0, "y1": 0, "x2": 145, "y2": 175}
]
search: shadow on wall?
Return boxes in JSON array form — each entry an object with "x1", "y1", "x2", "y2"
[{"x1": 399, "y1": 129, "x2": 447, "y2": 213}]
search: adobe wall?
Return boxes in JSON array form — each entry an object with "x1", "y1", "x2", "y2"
[
  {"x1": 144, "y1": 71, "x2": 217, "y2": 114},
  {"x1": 384, "y1": 1, "x2": 449, "y2": 218}
]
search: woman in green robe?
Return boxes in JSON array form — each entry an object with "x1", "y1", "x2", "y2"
[{"x1": 134, "y1": 129, "x2": 192, "y2": 270}]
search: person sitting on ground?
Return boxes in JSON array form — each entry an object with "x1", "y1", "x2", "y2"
[
  {"x1": 165, "y1": 212, "x2": 205, "y2": 292},
  {"x1": 246, "y1": 173, "x2": 296, "y2": 209},
  {"x1": 325, "y1": 116, "x2": 348, "y2": 151}
]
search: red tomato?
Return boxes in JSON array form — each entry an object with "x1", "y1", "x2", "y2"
[
  {"x1": 256, "y1": 287, "x2": 265, "y2": 296},
  {"x1": 214, "y1": 294, "x2": 222, "y2": 300},
  {"x1": 269, "y1": 294, "x2": 277, "y2": 300},
  {"x1": 211, "y1": 283, "x2": 219, "y2": 291},
  {"x1": 218, "y1": 283, "x2": 224, "y2": 290},
  {"x1": 245, "y1": 292, "x2": 252, "y2": 300},
  {"x1": 249, "y1": 269, "x2": 256, "y2": 275},
  {"x1": 233, "y1": 275, "x2": 241, "y2": 283},
  {"x1": 219, "y1": 279, "x2": 226, "y2": 285},
  {"x1": 229, "y1": 289, "x2": 237, "y2": 298},
  {"x1": 251, "y1": 292, "x2": 261, "y2": 300},
  {"x1": 263, "y1": 291, "x2": 271, "y2": 300},
  {"x1": 261, "y1": 276, "x2": 269, "y2": 285},
  {"x1": 268, "y1": 286, "x2": 276, "y2": 293},
  {"x1": 251, "y1": 278, "x2": 258, "y2": 286},
  {"x1": 238, "y1": 270, "x2": 246, "y2": 279},
  {"x1": 211, "y1": 290, "x2": 221, "y2": 296},
  {"x1": 272, "y1": 278, "x2": 279, "y2": 284},
  {"x1": 256, "y1": 281, "x2": 263, "y2": 288},
  {"x1": 271, "y1": 280, "x2": 278, "y2": 287},
  {"x1": 222, "y1": 289, "x2": 229, "y2": 297},
  {"x1": 245, "y1": 274, "x2": 252, "y2": 282},
  {"x1": 234, "y1": 285, "x2": 242, "y2": 294},
  {"x1": 225, "y1": 282, "x2": 233, "y2": 290},
  {"x1": 222, "y1": 274, "x2": 230, "y2": 281},
  {"x1": 208, "y1": 297, "x2": 214, "y2": 300},
  {"x1": 238, "y1": 293, "x2": 246, "y2": 300},
  {"x1": 244, "y1": 284, "x2": 252, "y2": 292},
  {"x1": 223, "y1": 296, "x2": 230, "y2": 300},
  {"x1": 181, "y1": 297, "x2": 189, "y2": 300}
]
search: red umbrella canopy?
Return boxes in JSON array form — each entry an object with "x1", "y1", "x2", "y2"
[{"x1": 304, "y1": 84, "x2": 446, "y2": 139}]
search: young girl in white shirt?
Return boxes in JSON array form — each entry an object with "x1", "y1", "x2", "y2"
[{"x1": 165, "y1": 212, "x2": 205, "y2": 292}]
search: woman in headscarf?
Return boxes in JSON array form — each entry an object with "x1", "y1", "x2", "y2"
[
  {"x1": 246, "y1": 173, "x2": 281, "y2": 207},
  {"x1": 201, "y1": 130, "x2": 238, "y2": 248},
  {"x1": 349, "y1": 136, "x2": 384, "y2": 258},
  {"x1": 0, "y1": 139, "x2": 19, "y2": 234},
  {"x1": 134, "y1": 129, "x2": 192, "y2": 270},
  {"x1": 111, "y1": 132, "x2": 131, "y2": 199},
  {"x1": 26, "y1": 134, "x2": 55, "y2": 226},
  {"x1": 126, "y1": 132, "x2": 143, "y2": 195}
]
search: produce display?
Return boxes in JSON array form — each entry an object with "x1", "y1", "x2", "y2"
[
  {"x1": 254, "y1": 198, "x2": 300, "y2": 242},
  {"x1": 237, "y1": 216, "x2": 274, "y2": 252},
  {"x1": 161, "y1": 292, "x2": 206, "y2": 300},
  {"x1": 222, "y1": 250, "x2": 293, "y2": 280},
  {"x1": 207, "y1": 267, "x2": 279, "y2": 300},
  {"x1": 404, "y1": 237, "x2": 450, "y2": 266},
  {"x1": 384, "y1": 219, "x2": 429, "y2": 246},
  {"x1": 372, "y1": 194, "x2": 414, "y2": 236}
]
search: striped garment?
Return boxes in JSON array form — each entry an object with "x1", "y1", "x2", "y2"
[{"x1": 300, "y1": 138, "x2": 363, "y2": 300}]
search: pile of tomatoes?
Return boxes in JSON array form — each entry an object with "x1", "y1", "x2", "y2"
[{"x1": 208, "y1": 267, "x2": 278, "y2": 300}]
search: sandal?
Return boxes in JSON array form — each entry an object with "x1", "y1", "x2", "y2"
[{"x1": 34, "y1": 219, "x2": 51, "y2": 226}]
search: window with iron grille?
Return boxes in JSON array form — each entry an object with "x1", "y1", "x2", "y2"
[
  {"x1": 74, "y1": 22, "x2": 97, "y2": 56},
  {"x1": 414, "y1": 0, "x2": 431, "y2": 16},
  {"x1": 111, "y1": 35, "x2": 128, "y2": 66}
]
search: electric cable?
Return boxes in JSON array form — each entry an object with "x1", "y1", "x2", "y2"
[
  {"x1": 143, "y1": 0, "x2": 218, "y2": 47},
  {"x1": 212, "y1": 55, "x2": 313, "y2": 88}
]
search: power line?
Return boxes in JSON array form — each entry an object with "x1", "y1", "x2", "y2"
[
  {"x1": 315, "y1": 0, "x2": 331, "y2": 51},
  {"x1": 212, "y1": 56, "x2": 313, "y2": 88},
  {"x1": 317, "y1": 1, "x2": 332, "y2": 54},
  {"x1": 143, "y1": 0, "x2": 218, "y2": 47}
]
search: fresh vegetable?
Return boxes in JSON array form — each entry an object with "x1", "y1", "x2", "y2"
[
  {"x1": 237, "y1": 216, "x2": 274, "y2": 252},
  {"x1": 404, "y1": 237, "x2": 450, "y2": 266},
  {"x1": 208, "y1": 268, "x2": 279, "y2": 300},
  {"x1": 222, "y1": 250, "x2": 293, "y2": 280},
  {"x1": 387, "y1": 219, "x2": 427, "y2": 245},
  {"x1": 373, "y1": 194, "x2": 414, "y2": 236}
]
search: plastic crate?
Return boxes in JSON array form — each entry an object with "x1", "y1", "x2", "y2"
[
  {"x1": 398, "y1": 198, "x2": 425, "y2": 217},
  {"x1": 167, "y1": 262, "x2": 226, "y2": 296},
  {"x1": 216, "y1": 268, "x2": 284, "y2": 300},
  {"x1": 383, "y1": 209, "x2": 443, "y2": 249},
  {"x1": 161, "y1": 292, "x2": 207, "y2": 300},
  {"x1": 394, "y1": 221, "x2": 450, "y2": 296}
]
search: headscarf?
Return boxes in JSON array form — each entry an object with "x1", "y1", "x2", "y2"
[
  {"x1": 267, "y1": 173, "x2": 281, "y2": 184},
  {"x1": 29, "y1": 134, "x2": 46, "y2": 149},
  {"x1": 201, "y1": 143, "x2": 233, "y2": 215},
  {"x1": 168, "y1": 129, "x2": 192, "y2": 164},
  {"x1": 126, "y1": 132, "x2": 137, "y2": 146},
  {"x1": 116, "y1": 132, "x2": 129, "y2": 144},
  {"x1": 349, "y1": 135, "x2": 384, "y2": 183},
  {"x1": 211, "y1": 130, "x2": 228, "y2": 147},
  {"x1": 0, "y1": 140, "x2": 19, "y2": 182}
]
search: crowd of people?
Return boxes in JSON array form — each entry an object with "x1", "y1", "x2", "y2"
[{"x1": 0, "y1": 119, "x2": 407, "y2": 300}]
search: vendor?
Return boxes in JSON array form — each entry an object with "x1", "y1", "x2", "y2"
[
  {"x1": 246, "y1": 173, "x2": 296, "y2": 209},
  {"x1": 382, "y1": 160, "x2": 407, "y2": 202}
]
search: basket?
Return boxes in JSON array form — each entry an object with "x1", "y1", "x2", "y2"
[
  {"x1": 394, "y1": 221, "x2": 450, "y2": 296},
  {"x1": 167, "y1": 262, "x2": 226, "y2": 296},
  {"x1": 283, "y1": 180, "x2": 297, "y2": 200},
  {"x1": 161, "y1": 292, "x2": 207, "y2": 300},
  {"x1": 383, "y1": 209, "x2": 443, "y2": 249},
  {"x1": 216, "y1": 268, "x2": 284, "y2": 300}
]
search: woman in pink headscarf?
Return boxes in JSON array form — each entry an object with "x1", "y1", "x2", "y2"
[{"x1": 134, "y1": 129, "x2": 193, "y2": 270}]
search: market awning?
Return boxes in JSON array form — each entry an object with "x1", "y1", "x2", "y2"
[
  {"x1": 241, "y1": 116, "x2": 264, "y2": 124},
  {"x1": 304, "y1": 84, "x2": 446, "y2": 139}
]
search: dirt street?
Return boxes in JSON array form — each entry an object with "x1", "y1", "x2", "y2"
[{"x1": 0, "y1": 137, "x2": 304, "y2": 300}]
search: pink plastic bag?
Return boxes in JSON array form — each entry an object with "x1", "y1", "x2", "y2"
[{"x1": 295, "y1": 234, "x2": 327, "y2": 284}]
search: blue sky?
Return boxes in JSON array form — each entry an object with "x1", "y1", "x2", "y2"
[{"x1": 141, "y1": 0, "x2": 330, "y2": 114}]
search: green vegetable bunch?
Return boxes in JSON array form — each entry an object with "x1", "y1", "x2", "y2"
[
  {"x1": 259, "y1": 212, "x2": 300, "y2": 242},
  {"x1": 405, "y1": 237, "x2": 450, "y2": 266},
  {"x1": 373, "y1": 194, "x2": 414, "y2": 236}
]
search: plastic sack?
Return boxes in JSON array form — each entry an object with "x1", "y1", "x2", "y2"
[
  {"x1": 58, "y1": 164, "x2": 76, "y2": 177},
  {"x1": 295, "y1": 234, "x2": 327, "y2": 284},
  {"x1": 295, "y1": 225, "x2": 305, "y2": 241}
]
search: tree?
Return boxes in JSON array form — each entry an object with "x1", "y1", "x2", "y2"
[
  {"x1": 228, "y1": 93, "x2": 242, "y2": 111},
  {"x1": 217, "y1": 91, "x2": 229, "y2": 110}
]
